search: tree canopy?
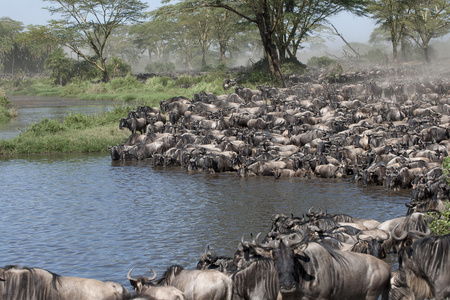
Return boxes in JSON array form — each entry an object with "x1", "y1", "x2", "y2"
[{"x1": 44, "y1": 0, "x2": 148, "y2": 82}]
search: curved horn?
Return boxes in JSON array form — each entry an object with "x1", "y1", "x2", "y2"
[
  {"x1": 127, "y1": 267, "x2": 136, "y2": 282},
  {"x1": 408, "y1": 226, "x2": 431, "y2": 238},
  {"x1": 147, "y1": 266, "x2": 157, "y2": 281},
  {"x1": 255, "y1": 232, "x2": 279, "y2": 249},
  {"x1": 391, "y1": 222, "x2": 408, "y2": 241},
  {"x1": 283, "y1": 232, "x2": 304, "y2": 248}
]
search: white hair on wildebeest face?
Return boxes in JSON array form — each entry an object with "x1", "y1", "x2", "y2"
[{"x1": 0, "y1": 265, "x2": 129, "y2": 300}]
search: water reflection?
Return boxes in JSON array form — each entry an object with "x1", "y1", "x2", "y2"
[{"x1": 0, "y1": 153, "x2": 411, "y2": 290}]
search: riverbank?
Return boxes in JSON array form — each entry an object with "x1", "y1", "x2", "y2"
[
  {"x1": 0, "y1": 106, "x2": 130, "y2": 155},
  {"x1": 0, "y1": 71, "x2": 230, "y2": 155}
]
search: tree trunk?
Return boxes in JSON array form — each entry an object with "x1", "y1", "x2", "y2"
[
  {"x1": 256, "y1": 20, "x2": 283, "y2": 85},
  {"x1": 219, "y1": 41, "x2": 226, "y2": 64},
  {"x1": 423, "y1": 46, "x2": 430, "y2": 63},
  {"x1": 391, "y1": 37, "x2": 398, "y2": 65}
]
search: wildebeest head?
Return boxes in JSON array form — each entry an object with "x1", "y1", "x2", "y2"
[
  {"x1": 127, "y1": 267, "x2": 157, "y2": 292},
  {"x1": 196, "y1": 246, "x2": 233, "y2": 272},
  {"x1": 391, "y1": 213, "x2": 431, "y2": 249},
  {"x1": 255, "y1": 232, "x2": 305, "y2": 295}
]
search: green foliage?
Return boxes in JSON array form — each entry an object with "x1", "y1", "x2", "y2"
[
  {"x1": 109, "y1": 75, "x2": 141, "y2": 91},
  {"x1": 0, "y1": 105, "x2": 132, "y2": 154},
  {"x1": 44, "y1": 48, "x2": 74, "y2": 86},
  {"x1": 426, "y1": 202, "x2": 450, "y2": 236},
  {"x1": 307, "y1": 56, "x2": 336, "y2": 68},
  {"x1": 145, "y1": 61, "x2": 176, "y2": 73},
  {"x1": 24, "y1": 118, "x2": 66, "y2": 136},
  {"x1": 362, "y1": 49, "x2": 386, "y2": 64},
  {"x1": 281, "y1": 58, "x2": 307, "y2": 75},
  {"x1": 107, "y1": 57, "x2": 131, "y2": 77},
  {"x1": 0, "y1": 93, "x2": 12, "y2": 109},
  {"x1": 0, "y1": 91, "x2": 16, "y2": 121}
]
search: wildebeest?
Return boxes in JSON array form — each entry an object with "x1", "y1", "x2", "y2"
[
  {"x1": 231, "y1": 258, "x2": 281, "y2": 300},
  {"x1": 256, "y1": 233, "x2": 391, "y2": 300},
  {"x1": 127, "y1": 267, "x2": 185, "y2": 300},
  {"x1": 394, "y1": 233, "x2": 450, "y2": 300},
  {"x1": 157, "y1": 265, "x2": 233, "y2": 300},
  {"x1": 0, "y1": 265, "x2": 130, "y2": 300}
]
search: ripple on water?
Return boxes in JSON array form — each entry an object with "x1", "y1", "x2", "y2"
[{"x1": 0, "y1": 154, "x2": 410, "y2": 289}]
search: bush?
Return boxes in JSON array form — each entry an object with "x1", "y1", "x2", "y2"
[
  {"x1": 307, "y1": 56, "x2": 336, "y2": 68},
  {"x1": 23, "y1": 118, "x2": 66, "y2": 136},
  {"x1": 426, "y1": 202, "x2": 450, "y2": 236},
  {"x1": 281, "y1": 57, "x2": 307, "y2": 75}
]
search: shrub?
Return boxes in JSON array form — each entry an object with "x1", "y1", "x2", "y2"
[
  {"x1": 426, "y1": 202, "x2": 450, "y2": 236},
  {"x1": 281, "y1": 57, "x2": 307, "y2": 75},
  {"x1": 23, "y1": 118, "x2": 66, "y2": 136},
  {"x1": 307, "y1": 56, "x2": 336, "y2": 68}
]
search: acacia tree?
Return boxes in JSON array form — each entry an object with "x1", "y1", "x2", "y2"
[
  {"x1": 44, "y1": 0, "x2": 147, "y2": 82},
  {"x1": 403, "y1": 0, "x2": 450, "y2": 63},
  {"x1": 275, "y1": 0, "x2": 367, "y2": 62},
  {"x1": 369, "y1": 0, "x2": 413, "y2": 64}
]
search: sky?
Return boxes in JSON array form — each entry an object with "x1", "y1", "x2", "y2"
[{"x1": 2, "y1": 0, "x2": 376, "y2": 50}]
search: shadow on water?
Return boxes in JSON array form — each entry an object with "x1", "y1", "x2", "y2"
[{"x1": 0, "y1": 153, "x2": 410, "y2": 290}]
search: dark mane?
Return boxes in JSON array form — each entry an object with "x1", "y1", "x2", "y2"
[
  {"x1": 0, "y1": 265, "x2": 62, "y2": 300},
  {"x1": 332, "y1": 214, "x2": 354, "y2": 223},
  {"x1": 157, "y1": 265, "x2": 184, "y2": 285},
  {"x1": 411, "y1": 234, "x2": 450, "y2": 277}
]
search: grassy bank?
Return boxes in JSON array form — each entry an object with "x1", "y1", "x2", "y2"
[
  {"x1": 2, "y1": 72, "x2": 229, "y2": 107},
  {"x1": 0, "y1": 106, "x2": 131, "y2": 155},
  {"x1": 0, "y1": 92, "x2": 18, "y2": 121},
  {"x1": 0, "y1": 72, "x2": 233, "y2": 156}
]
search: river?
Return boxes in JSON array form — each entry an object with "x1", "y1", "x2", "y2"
[{"x1": 0, "y1": 96, "x2": 412, "y2": 292}]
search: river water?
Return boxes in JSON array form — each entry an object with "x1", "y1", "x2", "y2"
[{"x1": 0, "y1": 96, "x2": 412, "y2": 292}]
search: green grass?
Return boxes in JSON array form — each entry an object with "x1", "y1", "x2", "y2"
[
  {"x1": 2, "y1": 72, "x2": 228, "y2": 108},
  {"x1": 0, "y1": 106, "x2": 131, "y2": 155}
]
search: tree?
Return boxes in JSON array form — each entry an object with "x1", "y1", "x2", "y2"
[
  {"x1": 44, "y1": 0, "x2": 147, "y2": 82},
  {"x1": 275, "y1": 0, "x2": 367, "y2": 62},
  {"x1": 44, "y1": 47, "x2": 73, "y2": 85},
  {"x1": 169, "y1": 0, "x2": 367, "y2": 85},
  {"x1": 204, "y1": 0, "x2": 285, "y2": 83},
  {"x1": 0, "y1": 18, "x2": 23, "y2": 73},
  {"x1": 403, "y1": 0, "x2": 450, "y2": 63},
  {"x1": 369, "y1": 0, "x2": 414, "y2": 64}
]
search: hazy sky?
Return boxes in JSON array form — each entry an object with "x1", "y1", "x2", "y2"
[{"x1": 2, "y1": 0, "x2": 376, "y2": 49}]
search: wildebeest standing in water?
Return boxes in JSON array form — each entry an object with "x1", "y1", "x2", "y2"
[
  {"x1": 157, "y1": 265, "x2": 233, "y2": 300},
  {"x1": 0, "y1": 265, "x2": 130, "y2": 300}
]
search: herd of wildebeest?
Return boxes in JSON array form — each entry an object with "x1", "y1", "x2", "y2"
[{"x1": 2, "y1": 66, "x2": 450, "y2": 299}]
